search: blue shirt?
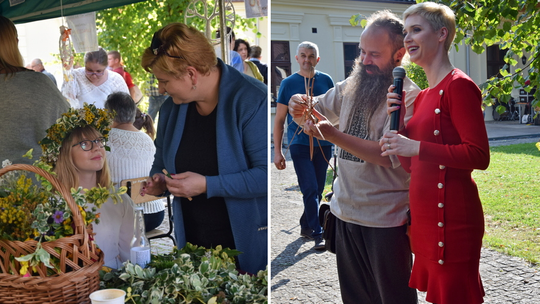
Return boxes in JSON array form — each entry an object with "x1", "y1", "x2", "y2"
[{"x1": 276, "y1": 71, "x2": 335, "y2": 146}]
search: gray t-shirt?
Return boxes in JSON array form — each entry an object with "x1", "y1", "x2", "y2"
[
  {"x1": 315, "y1": 77, "x2": 421, "y2": 227},
  {"x1": 0, "y1": 70, "x2": 69, "y2": 165}
]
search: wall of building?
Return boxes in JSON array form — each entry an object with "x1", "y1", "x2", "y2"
[{"x1": 270, "y1": 0, "x2": 492, "y2": 138}]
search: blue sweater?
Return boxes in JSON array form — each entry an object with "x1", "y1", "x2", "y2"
[{"x1": 150, "y1": 59, "x2": 267, "y2": 274}]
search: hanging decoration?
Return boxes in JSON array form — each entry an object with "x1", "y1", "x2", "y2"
[{"x1": 59, "y1": 25, "x2": 77, "y2": 108}]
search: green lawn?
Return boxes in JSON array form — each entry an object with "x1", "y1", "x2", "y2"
[
  {"x1": 473, "y1": 143, "x2": 540, "y2": 265},
  {"x1": 323, "y1": 142, "x2": 540, "y2": 265}
]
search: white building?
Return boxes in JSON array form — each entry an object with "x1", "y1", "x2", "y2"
[{"x1": 270, "y1": 0, "x2": 533, "y2": 134}]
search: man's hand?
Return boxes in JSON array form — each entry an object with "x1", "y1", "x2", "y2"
[
  {"x1": 303, "y1": 108, "x2": 335, "y2": 142},
  {"x1": 274, "y1": 152, "x2": 286, "y2": 170},
  {"x1": 288, "y1": 94, "x2": 309, "y2": 122}
]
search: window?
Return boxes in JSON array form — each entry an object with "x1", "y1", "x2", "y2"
[
  {"x1": 271, "y1": 41, "x2": 292, "y2": 107},
  {"x1": 343, "y1": 42, "x2": 360, "y2": 79},
  {"x1": 486, "y1": 45, "x2": 508, "y2": 79}
]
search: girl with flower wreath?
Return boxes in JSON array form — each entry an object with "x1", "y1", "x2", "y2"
[{"x1": 41, "y1": 104, "x2": 135, "y2": 269}]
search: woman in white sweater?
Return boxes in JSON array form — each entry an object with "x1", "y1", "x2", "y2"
[{"x1": 105, "y1": 92, "x2": 165, "y2": 231}]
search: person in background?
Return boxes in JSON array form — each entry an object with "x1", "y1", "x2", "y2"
[
  {"x1": 249, "y1": 45, "x2": 268, "y2": 85},
  {"x1": 381, "y1": 3, "x2": 489, "y2": 304},
  {"x1": 139, "y1": 23, "x2": 267, "y2": 275},
  {"x1": 107, "y1": 50, "x2": 143, "y2": 103},
  {"x1": 0, "y1": 16, "x2": 69, "y2": 165},
  {"x1": 289, "y1": 10, "x2": 420, "y2": 303},
  {"x1": 145, "y1": 74, "x2": 169, "y2": 121},
  {"x1": 62, "y1": 48, "x2": 129, "y2": 109},
  {"x1": 273, "y1": 41, "x2": 334, "y2": 250},
  {"x1": 30, "y1": 58, "x2": 57, "y2": 86},
  {"x1": 134, "y1": 108, "x2": 156, "y2": 140},
  {"x1": 234, "y1": 39, "x2": 264, "y2": 83},
  {"x1": 105, "y1": 92, "x2": 165, "y2": 232},
  {"x1": 215, "y1": 26, "x2": 243, "y2": 72}
]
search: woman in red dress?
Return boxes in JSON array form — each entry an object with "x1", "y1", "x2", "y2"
[{"x1": 380, "y1": 2, "x2": 490, "y2": 303}]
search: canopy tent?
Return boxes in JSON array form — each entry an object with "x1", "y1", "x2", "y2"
[{"x1": 0, "y1": 0, "x2": 147, "y2": 24}]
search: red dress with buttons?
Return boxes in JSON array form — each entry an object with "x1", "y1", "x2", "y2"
[{"x1": 399, "y1": 69, "x2": 490, "y2": 304}]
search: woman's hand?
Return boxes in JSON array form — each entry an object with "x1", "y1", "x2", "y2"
[
  {"x1": 165, "y1": 171, "x2": 206, "y2": 199},
  {"x1": 379, "y1": 131, "x2": 421, "y2": 157},
  {"x1": 141, "y1": 173, "x2": 167, "y2": 196},
  {"x1": 387, "y1": 84, "x2": 402, "y2": 116}
]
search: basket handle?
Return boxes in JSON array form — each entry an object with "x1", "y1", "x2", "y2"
[{"x1": 0, "y1": 164, "x2": 86, "y2": 237}]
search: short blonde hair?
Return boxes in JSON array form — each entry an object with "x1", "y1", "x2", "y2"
[
  {"x1": 403, "y1": 2, "x2": 456, "y2": 52},
  {"x1": 0, "y1": 16, "x2": 24, "y2": 78},
  {"x1": 141, "y1": 23, "x2": 217, "y2": 78},
  {"x1": 55, "y1": 126, "x2": 111, "y2": 190}
]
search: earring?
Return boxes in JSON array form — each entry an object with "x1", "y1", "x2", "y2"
[{"x1": 192, "y1": 85, "x2": 196, "y2": 90}]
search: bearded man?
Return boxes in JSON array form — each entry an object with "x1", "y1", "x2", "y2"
[{"x1": 289, "y1": 10, "x2": 420, "y2": 304}]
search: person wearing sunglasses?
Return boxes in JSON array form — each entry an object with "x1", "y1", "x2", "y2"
[
  {"x1": 62, "y1": 48, "x2": 129, "y2": 109},
  {"x1": 139, "y1": 23, "x2": 267, "y2": 275}
]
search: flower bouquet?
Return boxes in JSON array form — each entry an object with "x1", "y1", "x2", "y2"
[{"x1": 0, "y1": 157, "x2": 125, "y2": 303}]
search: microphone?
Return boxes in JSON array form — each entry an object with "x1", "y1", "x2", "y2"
[{"x1": 390, "y1": 66, "x2": 406, "y2": 131}]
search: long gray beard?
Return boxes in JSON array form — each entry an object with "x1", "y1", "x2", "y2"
[{"x1": 339, "y1": 61, "x2": 394, "y2": 162}]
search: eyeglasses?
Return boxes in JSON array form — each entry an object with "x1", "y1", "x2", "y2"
[
  {"x1": 72, "y1": 138, "x2": 106, "y2": 151},
  {"x1": 85, "y1": 70, "x2": 105, "y2": 76},
  {"x1": 150, "y1": 30, "x2": 184, "y2": 60}
]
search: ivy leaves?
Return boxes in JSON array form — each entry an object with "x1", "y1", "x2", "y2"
[{"x1": 100, "y1": 244, "x2": 268, "y2": 304}]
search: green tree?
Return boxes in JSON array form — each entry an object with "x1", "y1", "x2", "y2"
[
  {"x1": 404, "y1": 62, "x2": 429, "y2": 90},
  {"x1": 433, "y1": 0, "x2": 540, "y2": 113},
  {"x1": 96, "y1": 0, "x2": 262, "y2": 91}
]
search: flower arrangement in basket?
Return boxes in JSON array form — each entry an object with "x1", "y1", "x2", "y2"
[{"x1": 0, "y1": 104, "x2": 125, "y2": 303}]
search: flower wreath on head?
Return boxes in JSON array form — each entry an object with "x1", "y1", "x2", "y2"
[{"x1": 39, "y1": 103, "x2": 114, "y2": 167}]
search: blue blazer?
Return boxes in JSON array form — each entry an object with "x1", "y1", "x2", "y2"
[{"x1": 150, "y1": 59, "x2": 268, "y2": 274}]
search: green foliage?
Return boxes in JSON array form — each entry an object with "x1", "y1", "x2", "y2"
[
  {"x1": 96, "y1": 0, "x2": 263, "y2": 91},
  {"x1": 472, "y1": 142, "x2": 540, "y2": 265},
  {"x1": 349, "y1": 14, "x2": 367, "y2": 28},
  {"x1": 426, "y1": 0, "x2": 540, "y2": 107},
  {"x1": 100, "y1": 243, "x2": 268, "y2": 303},
  {"x1": 403, "y1": 62, "x2": 429, "y2": 90}
]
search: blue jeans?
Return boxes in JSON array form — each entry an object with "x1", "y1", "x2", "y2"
[
  {"x1": 147, "y1": 95, "x2": 169, "y2": 121},
  {"x1": 290, "y1": 144, "x2": 333, "y2": 238}
]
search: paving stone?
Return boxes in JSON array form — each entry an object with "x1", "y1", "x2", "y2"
[{"x1": 271, "y1": 137, "x2": 540, "y2": 303}]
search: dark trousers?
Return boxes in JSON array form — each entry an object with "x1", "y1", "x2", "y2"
[
  {"x1": 290, "y1": 144, "x2": 333, "y2": 238},
  {"x1": 335, "y1": 217, "x2": 417, "y2": 304}
]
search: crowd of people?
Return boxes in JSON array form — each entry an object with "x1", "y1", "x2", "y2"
[
  {"x1": 1, "y1": 15, "x2": 268, "y2": 276},
  {"x1": 1, "y1": 1, "x2": 490, "y2": 302}
]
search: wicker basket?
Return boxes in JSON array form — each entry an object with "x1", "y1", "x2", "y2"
[{"x1": 0, "y1": 164, "x2": 104, "y2": 304}]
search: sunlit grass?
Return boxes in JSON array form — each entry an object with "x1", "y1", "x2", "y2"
[
  {"x1": 473, "y1": 142, "x2": 540, "y2": 265},
  {"x1": 322, "y1": 143, "x2": 540, "y2": 265}
]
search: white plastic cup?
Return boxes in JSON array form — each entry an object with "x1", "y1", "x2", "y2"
[{"x1": 89, "y1": 289, "x2": 126, "y2": 304}]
